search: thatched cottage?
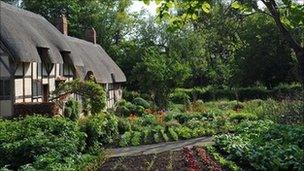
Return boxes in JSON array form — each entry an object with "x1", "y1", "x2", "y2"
[{"x1": 0, "y1": 2, "x2": 126, "y2": 117}]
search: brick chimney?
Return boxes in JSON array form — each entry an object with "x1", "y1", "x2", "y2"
[
  {"x1": 56, "y1": 14, "x2": 68, "y2": 35},
  {"x1": 85, "y1": 28, "x2": 97, "y2": 44}
]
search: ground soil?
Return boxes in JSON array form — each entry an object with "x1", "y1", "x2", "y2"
[{"x1": 99, "y1": 150, "x2": 188, "y2": 171}]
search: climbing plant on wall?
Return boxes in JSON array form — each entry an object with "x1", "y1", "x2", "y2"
[{"x1": 52, "y1": 79, "x2": 106, "y2": 115}]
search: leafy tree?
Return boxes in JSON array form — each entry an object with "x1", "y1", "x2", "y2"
[
  {"x1": 234, "y1": 13, "x2": 297, "y2": 87},
  {"x1": 20, "y1": 0, "x2": 133, "y2": 50},
  {"x1": 142, "y1": 0, "x2": 304, "y2": 83},
  {"x1": 133, "y1": 48, "x2": 190, "y2": 107}
]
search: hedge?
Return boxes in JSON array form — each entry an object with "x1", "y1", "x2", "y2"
[{"x1": 171, "y1": 84, "x2": 303, "y2": 102}]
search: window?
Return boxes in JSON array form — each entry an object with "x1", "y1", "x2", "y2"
[
  {"x1": 33, "y1": 79, "x2": 42, "y2": 98},
  {"x1": 0, "y1": 79, "x2": 11, "y2": 100},
  {"x1": 63, "y1": 64, "x2": 73, "y2": 76}
]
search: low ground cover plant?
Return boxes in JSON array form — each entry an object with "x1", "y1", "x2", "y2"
[{"x1": 214, "y1": 120, "x2": 304, "y2": 170}]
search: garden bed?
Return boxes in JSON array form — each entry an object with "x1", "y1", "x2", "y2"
[{"x1": 100, "y1": 146, "x2": 226, "y2": 171}]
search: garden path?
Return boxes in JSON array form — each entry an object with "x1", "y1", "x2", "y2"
[{"x1": 107, "y1": 136, "x2": 213, "y2": 157}]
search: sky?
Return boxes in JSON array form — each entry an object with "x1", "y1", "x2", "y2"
[{"x1": 129, "y1": 1, "x2": 158, "y2": 15}]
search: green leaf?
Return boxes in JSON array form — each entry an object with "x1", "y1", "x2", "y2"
[
  {"x1": 202, "y1": 2, "x2": 211, "y2": 13},
  {"x1": 231, "y1": 1, "x2": 242, "y2": 9},
  {"x1": 143, "y1": 0, "x2": 150, "y2": 5}
]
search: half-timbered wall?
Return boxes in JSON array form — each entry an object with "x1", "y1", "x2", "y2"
[
  {"x1": 14, "y1": 62, "x2": 74, "y2": 104},
  {"x1": 0, "y1": 47, "x2": 12, "y2": 117},
  {"x1": 106, "y1": 83, "x2": 123, "y2": 108}
]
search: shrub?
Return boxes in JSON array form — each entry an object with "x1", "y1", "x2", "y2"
[
  {"x1": 142, "y1": 127, "x2": 153, "y2": 144},
  {"x1": 53, "y1": 79, "x2": 106, "y2": 115},
  {"x1": 131, "y1": 131, "x2": 142, "y2": 146},
  {"x1": 172, "y1": 84, "x2": 303, "y2": 102},
  {"x1": 160, "y1": 128, "x2": 169, "y2": 142},
  {"x1": 119, "y1": 132, "x2": 132, "y2": 147},
  {"x1": 0, "y1": 116, "x2": 86, "y2": 170},
  {"x1": 79, "y1": 113, "x2": 119, "y2": 148},
  {"x1": 174, "y1": 113, "x2": 191, "y2": 124},
  {"x1": 152, "y1": 126, "x2": 164, "y2": 143},
  {"x1": 138, "y1": 114, "x2": 158, "y2": 126},
  {"x1": 132, "y1": 97, "x2": 151, "y2": 109},
  {"x1": 170, "y1": 90, "x2": 190, "y2": 104},
  {"x1": 117, "y1": 118, "x2": 131, "y2": 134},
  {"x1": 174, "y1": 126, "x2": 192, "y2": 139},
  {"x1": 164, "y1": 113, "x2": 174, "y2": 122},
  {"x1": 115, "y1": 100, "x2": 146, "y2": 117},
  {"x1": 128, "y1": 104, "x2": 145, "y2": 116},
  {"x1": 168, "y1": 128, "x2": 178, "y2": 141},
  {"x1": 64, "y1": 98, "x2": 81, "y2": 121},
  {"x1": 229, "y1": 112, "x2": 258, "y2": 123},
  {"x1": 123, "y1": 91, "x2": 140, "y2": 102}
]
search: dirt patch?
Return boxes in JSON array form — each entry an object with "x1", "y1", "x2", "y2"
[{"x1": 99, "y1": 150, "x2": 187, "y2": 171}]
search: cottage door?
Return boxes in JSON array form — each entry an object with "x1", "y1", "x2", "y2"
[{"x1": 42, "y1": 84, "x2": 49, "y2": 102}]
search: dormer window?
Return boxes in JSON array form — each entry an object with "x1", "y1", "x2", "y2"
[
  {"x1": 60, "y1": 51, "x2": 73, "y2": 77},
  {"x1": 37, "y1": 47, "x2": 53, "y2": 75}
]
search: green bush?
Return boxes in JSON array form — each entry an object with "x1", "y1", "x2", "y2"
[
  {"x1": 138, "y1": 114, "x2": 158, "y2": 126},
  {"x1": 131, "y1": 131, "x2": 142, "y2": 146},
  {"x1": 174, "y1": 113, "x2": 191, "y2": 124},
  {"x1": 0, "y1": 116, "x2": 86, "y2": 170},
  {"x1": 115, "y1": 100, "x2": 146, "y2": 117},
  {"x1": 168, "y1": 128, "x2": 178, "y2": 141},
  {"x1": 172, "y1": 84, "x2": 303, "y2": 102},
  {"x1": 119, "y1": 132, "x2": 132, "y2": 147},
  {"x1": 170, "y1": 90, "x2": 190, "y2": 104},
  {"x1": 142, "y1": 127, "x2": 153, "y2": 144},
  {"x1": 123, "y1": 91, "x2": 140, "y2": 102},
  {"x1": 64, "y1": 98, "x2": 81, "y2": 121},
  {"x1": 229, "y1": 112, "x2": 258, "y2": 123},
  {"x1": 79, "y1": 113, "x2": 119, "y2": 148},
  {"x1": 174, "y1": 126, "x2": 192, "y2": 139},
  {"x1": 164, "y1": 113, "x2": 174, "y2": 122},
  {"x1": 117, "y1": 118, "x2": 131, "y2": 134},
  {"x1": 128, "y1": 104, "x2": 145, "y2": 116},
  {"x1": 132, "y1": 97, "x2": 151, "y2": 109}
]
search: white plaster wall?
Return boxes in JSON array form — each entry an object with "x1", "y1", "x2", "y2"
[{"x1": 14, "y1": 79, "x2": 23, "y2": 103}]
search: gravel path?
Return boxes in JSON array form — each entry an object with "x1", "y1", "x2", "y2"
[{"x1": 106, "y1": 136, "x2": 213, "y2": 157}]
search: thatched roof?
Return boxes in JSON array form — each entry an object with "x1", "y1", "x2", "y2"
[
  {"x1": 68, "y1": 37, "x2": 126, "y2": 83},
  {"x1": 0, "y1": 2, "x2": 126, "y2": 83}
]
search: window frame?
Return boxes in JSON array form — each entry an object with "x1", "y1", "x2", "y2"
[{"x1": 32, "y1": 79, "x2": 42, "y2": 99}]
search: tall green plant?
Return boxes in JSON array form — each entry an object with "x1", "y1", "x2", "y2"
[{"x1": 53, "y1": 79, "x2": 106, "y2": 115}]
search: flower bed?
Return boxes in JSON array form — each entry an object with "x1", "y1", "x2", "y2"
[
  {"x1": 195, "y1": 147, "x2": 223, "y2": 171},
  {"x1": 182, "y1": 147, "x2": 200, "y2": 171}
]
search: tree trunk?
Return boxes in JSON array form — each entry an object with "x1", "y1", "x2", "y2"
[
  {"x1": 296, "y1": 50, "x2": 304, "y2": 84},
  {"x1": 262, "y1": 0, "x2": 304, "y2": 84}
]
